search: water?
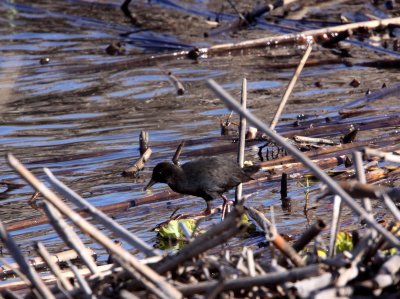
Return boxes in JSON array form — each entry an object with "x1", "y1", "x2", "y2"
[{"x1": 0, "y1": 0, "x2": 399, "y2": 265}]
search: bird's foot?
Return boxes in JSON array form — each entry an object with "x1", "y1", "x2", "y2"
[
  {"x1": 221, "y1": 200, "x2": 234, "y2": 220},
  {"x1": 152, "y1": 207, "x2": 222, "y2": 230}
]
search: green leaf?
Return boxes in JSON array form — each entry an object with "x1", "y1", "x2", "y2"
[
  {"x1": 317, "y1": 249, "x2": 327, "y2": 258},
  {"x1": 241, "y1": 213, "x2": 257, "y2": 235},
  {"x1": 335, "y1": 231, "x2": 353, "y2": 253},
  {"x1": 156, "y1": 219, "x2": 196, "y2": 241}
]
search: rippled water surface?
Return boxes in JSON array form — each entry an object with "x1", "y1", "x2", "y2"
[{"x1": 1, "y1": 0, "x2": 400, "y2": 264}]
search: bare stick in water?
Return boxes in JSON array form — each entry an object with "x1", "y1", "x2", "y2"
[
  {"x1": 235, "y1": 78, "x2": 247, "y2": 204},
  {"x1": 270, "y1": 43, "x2": 313, "y2": 130},
  {"x1": 172, "y1": 140, "x2": 185, "y2": 166}
]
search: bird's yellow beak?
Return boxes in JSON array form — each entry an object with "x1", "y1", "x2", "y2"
[{"x1": 144, "y1": 179, "x2": 156, "y2": 191}]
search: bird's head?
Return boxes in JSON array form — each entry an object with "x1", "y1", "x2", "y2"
[{"x1": 144, "y1": 162, "x2": 177, "y2": 191}]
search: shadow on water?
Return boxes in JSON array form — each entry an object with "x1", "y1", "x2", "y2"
[{"x1": 0, "y1": 0, "x2": 400, "y2": 263}]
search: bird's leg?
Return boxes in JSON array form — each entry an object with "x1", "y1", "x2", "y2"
[
  {"x1": 153, "y1": 201, "x2": 212, "y2": 229},
  {"x1": 174, "y1": 201, "x2": 212, "y2": 220},
  {"x1": 221, "y1": 194, "x2": 230, "y2": 219}
]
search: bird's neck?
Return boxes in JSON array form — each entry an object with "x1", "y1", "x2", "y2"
[{"x1": 166, "y1": 166, "x2": 187, "y2": 192}]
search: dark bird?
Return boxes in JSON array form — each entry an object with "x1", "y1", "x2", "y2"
[{"x1": 144, "y1": 156, "x2": 260, "y2": 217}]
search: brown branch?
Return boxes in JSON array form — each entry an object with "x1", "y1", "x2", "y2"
[
  {"x1": 178, "y1": 264, "x2": 324, "y2": 295},
  {"x1": 122, "y1": 148, "x2": 152, "y2": 176}
]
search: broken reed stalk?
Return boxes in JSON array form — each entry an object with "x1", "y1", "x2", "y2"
[
  {"x1": 178, "y1": 264, "x2": 324, "y2": 295},
  {"x1": 28, "y1": 191, "x2": 40, "y2": 205},
  {"x1": 293, "y1": 135, "x2": 339, "y2": 146},
  {"x1": 373, "y1": 255, "x2": 400, "y2": 291},
  {"x1": 67, "y1": 261, "x2": 93, "y2": 296},
  {"x1": 155, "y1": 207, "x2": 244, "y2": 274},
  {"x1": 44, "y1": 168, "x2": 160, "y2": 257},
  {"x1": 139, "y1": 130, "x2": 149, "y2": 156},
  {"x1": 336, "y1": 230, "x2": 376, "y2": 287},
  {"x1": 114, "y1": 254, "x2": 178, "y2": 299},
  {"x1": 159, "y1": 64, "x2": 185, "y2": 95},
  {"x1": 6, "y1": 154, "x2": 182, "y2": 299},
  {"x1": 246, "y1": 248, "x2": 256, "y2": 277},
  {"x1": 337, "y1": 180, "x2": 400, "y2": 202},
  {"x1": 353, "y1": 151, "x2": 372, "y2": 215},
  {"x1": 280, "y1": 172, "x2": 288, "y2": 200},
  {"x1": 328, "y1": 195, "x2": 342, "y2": 257},
  {"x1": 122, "y1": 148, "x2": 152, "y2": 176},
  {"x1": 0, "y1": 221, "x2": 55, "y2": 299},
  {"x1": 382, "y1": 193, "x2": 400, "y2": 222},
  {"x1": 0, "y1": 257, "x2": 31, "y2": 287},
  {"x1": 235, "y1": 78, "x2": 247, "y2": 203},
  {"x1": 168, "y1": 72, "x2": 185, "y2": 96},
  {"x1": 270, "y1": 43, "x2": 313, "y2": 130},
  {"x1": 0, "y1": 264, "x2": 117, "y2": 292},
  {"x1": 172, "y1": 140, "x2": 185, "y2": 166},
  {"x1": 247, "y1": 207, "x2": 305, "y2": 267},
  {"x1": 42, "y1": 201, "x2": 99, "y2": 274},
  {"x1": 292, "y1": 220, "x2": 327, "y2": 252},
  {"x1": 0, "y1": 248, "x2": 95, "y2": 279},
  {"x1": 206, "y1": 79, "x2": 400, "y2": 248},
  {"x1": 364, "y1": 147, "x2": 400, "y2": 163},
  {"x1": 262, "y1": 155, "x2": 347, "y2": 173},
  {"x1": 35, "y1": 242, "x2": 74, "y2": 292}
]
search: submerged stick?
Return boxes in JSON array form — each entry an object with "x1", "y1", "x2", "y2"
[
  {"x1": 7, "y1": 154, "x2": 182, "y2": 299},
  {"x1": 235, "y1": 78, "x2": 247, "y2": 203},
  {"x1": 270, "y1": 43, "x2": 313, "y2": 130},
  {"x1": 206, "y1": 79, "x2": 400, "y2": 248},
  {"x1": 0, "y1": 221, "x2": 55, "y2": 299}
]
